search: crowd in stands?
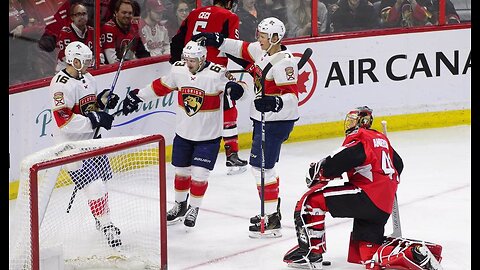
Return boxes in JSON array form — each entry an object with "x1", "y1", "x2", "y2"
[{"x1": 9, "y1": 0, "x2": 464, "y2": 86}]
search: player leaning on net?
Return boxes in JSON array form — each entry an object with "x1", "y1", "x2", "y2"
[
  {"x1": 49, "y1": 41, "x2": 122, "y2": 248},
  {"x1": 283, "y1": 106, "x2": 443, "y2": 269},
  {"x1": 192, "y1": 17, "x2": 299, "y2": 238},
  {"x1": 121, "y1": 41, "x2": 247, "y2": 228},
  {"x1": 169, "y1": 0, "x2": 249, "y2": 175}
]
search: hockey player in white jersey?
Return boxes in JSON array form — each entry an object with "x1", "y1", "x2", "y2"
[
  {"x1": 49, "y1": 41, "x2": 122, "y2": 247},
  {"x1": 192, "y1": 17, "x2": 299, "y2": 238},
  {"x1": 122, "y1": 40, "x2": 247, "y2": 228}
]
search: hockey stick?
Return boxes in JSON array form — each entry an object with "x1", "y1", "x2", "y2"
[
  {"x1": 93, "y1": 37, "x2": 136, "y2": 139},
  {"x1": 257, "y1": 48, "x2": 313, "y2": 234},
  {"x1": 229, "y1": 48, "x2": 313, "y2": 74},
  {"x1": 380, "y1": 120, "x2": 402, "y2": 238},
  {"x1": 67, "y1": 38, "x2": 136, "y2": 213}
]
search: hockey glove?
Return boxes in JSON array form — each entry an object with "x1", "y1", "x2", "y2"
[
  {"x1": 225, "y1": 81, "x2": 244, "y2": 101},
  {"x1": 97, "y1": 89, "x2": 120, "y2": 110},
  {"x1": 254, "y1": 96, "x2": 283, "y2": 112},
  {"x1": 306, "y1": 158, "x2": 325, "y2": 188},
  {"x1": 122, "y1": 89, "x2": 142, "y2": 116},
  {"x1": 87, "y1": 111, "x2": 114, "y2": 130},
  {"x1": 191, "y1": 32, "x2": 225, "y2": 48}
]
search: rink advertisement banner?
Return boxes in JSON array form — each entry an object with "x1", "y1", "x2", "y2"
[{"x1": 9, "y1": 28, "x2": 470, "y2": 183}]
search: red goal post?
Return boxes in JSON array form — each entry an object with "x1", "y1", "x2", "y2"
[{"x1": 9, "y1": 134, "x2": 167, "y2": 270}]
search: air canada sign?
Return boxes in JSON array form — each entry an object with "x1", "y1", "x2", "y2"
[{"x1": 295, "y1": 49, "x2": 471, "y2": 106}]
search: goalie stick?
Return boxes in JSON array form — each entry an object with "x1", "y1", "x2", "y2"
[
  {"x1": 380, "y1": 120, "x2": 402, "y2": 238},
  {"x1": 257, "y1": 48, "x2": 313, "y2": 234},
  {"x1": 67, "y1": 38, "x2": 136, "y2": 213}
]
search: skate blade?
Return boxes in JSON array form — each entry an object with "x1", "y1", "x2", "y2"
[
  {"x1": 167, "y1": 217, "x2": 184, "y2": 226},
  {"x1": 286, "y1": 262, "x2": 323, "y2": 269},
  {"x1": 249, "y1": 229, "x2": 282, "y2": 239},
  {"x1": 227, "y1": 166, "x2": 247, "y2": 175}
]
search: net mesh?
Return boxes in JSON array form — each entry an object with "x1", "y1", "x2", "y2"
[{"x1": 9, "y1": 135, "x2": 165, "y2": 270}]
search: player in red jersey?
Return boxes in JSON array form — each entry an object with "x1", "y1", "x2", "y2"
[
  {"x1": 283, "y1": 106, "x2": 406, "y2": 269},
  {"x1": 169, "y1": 0, "x2": 249, "y2": 175},
  {"x1": 101, "y1": 0, "x2": 150, "y2": 64},
  {"x1": 55, "y1": 2, "x2": 95, "y2": 71}
]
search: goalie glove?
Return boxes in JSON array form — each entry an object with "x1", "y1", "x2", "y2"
[
  {"x1": 306, "y1": 158, "x2": 326, "y2": 188},
  {"x1": 97, "y1": 89, "x2": 120, "y2": 110}
]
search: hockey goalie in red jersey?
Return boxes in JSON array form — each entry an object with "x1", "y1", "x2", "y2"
[{"x1": 283, "y1": 106, "x2": 443, "y2": 270}]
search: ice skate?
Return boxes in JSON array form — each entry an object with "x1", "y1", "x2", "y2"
[
  {"x1": 167, "y1": 197, "x2": 189, "y2": 225},
  {"x1": 102, "y1": 223, "x2": 122, "y2": 248},
  {"x1": 225, "y1": 145, "x2": 247, "y2": 175},
  {"x1": 249, "y1": 198, "x2": 282, "y2": 238},
  {"x1": 283, "y1": 245, "x2": 323, "y2": 269},
  {"x1": 184, "y1": 205, "x2": 200, "y2": 227}
]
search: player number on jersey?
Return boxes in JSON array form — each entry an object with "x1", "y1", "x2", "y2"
[
  {"x1": 381, "y1": 150, "x2": 396, "y2": 181},
  {"x1": 55, "y1": 75, "x2": 69, "y2": 84},
  {"x1": 193, "y1": 21, "x2": 208, "y2": 35}
]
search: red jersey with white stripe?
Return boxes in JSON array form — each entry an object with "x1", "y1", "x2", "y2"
[
  {"x1": 50, "y1": 69, "x2": 100, "y2": 143},
  {"x1": 137, "y1": 61, "x2": 229, "y2": 141},
  {"x1": 101, "y1": 19, "x2": 140, "y2": 63},
  {"x1": 218, "y1": 38, "x2": 299, "y2": 122},
  {"x1": 171, "y1": 5, "x2": 239, "y2": 66},
  {"x1": 342, "y1": 128, "x2": 400, "y2": 213},
  {"x1": 56, "y1": 24, "x2": 95, "y2": 71}
]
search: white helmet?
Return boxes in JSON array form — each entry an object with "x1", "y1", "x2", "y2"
[
  {"x1": 182, "y1": 40, "x2": 207, "y2": 60},
  {"x1": 257, "y1": 17, "x2": 286, "y2": 45},
  {"x1": 65, "y1": 41, "x2": 93, "y2": 71}
]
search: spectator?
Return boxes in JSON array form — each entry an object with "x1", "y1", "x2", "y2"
[
  {"x1": 139, "y1": 0, "x2": 171, "y2": 56},
  {"x1": 323, "y1": 0, "x2": 341, "y2": 33},
  {"x1": 55, "y1": 3, "x2": 95, "y2": 72},
  {"x1": 101, "y1": 0, "x2": 150, "y2": 64},
  {"x1": 330, "y1": 0, "x2": 379, "y2": 33},
  {"x1": 286, "y1": 0, "x2": 329, "y2": 37},
  {"x1": 236, "y1": 0, "x2": 269, "y2": 42},
  {"x1": 379, "y1": 0, "x2": 460, "y2": 27},
  {"x1": 165, "y1": 0, "x2": 191, "y2": 39},
  {"x1": 17, "y1": 0, "x2": 69, "y2": 81},
  {"x1": 9, "y1": 0, "x2": 31, "y2": 85}
]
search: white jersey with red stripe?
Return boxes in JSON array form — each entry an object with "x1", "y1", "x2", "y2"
[
  {"x1": 49, "y1": 70, "x2": 99, "y2": 143},
  {"x1": 137, "y1": 61, "x2": 228, "y2": 142},
  {"x1": 219, "y1": 38, "x2": 299, "y2": 122}
]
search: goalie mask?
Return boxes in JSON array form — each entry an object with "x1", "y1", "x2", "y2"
[
  {"x1": 182, "y1": 40, "x2": 207, "y2": 74},
  {"x1": 65, "y1": 41, "x2": 93, "y2": 73},
  {"x1": 344, "y1": 106, "x2": 373, "y2": 135}
]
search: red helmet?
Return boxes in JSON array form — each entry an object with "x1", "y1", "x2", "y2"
[{"x1": 344, "y1": 106, "x2": 373, "y2": 135}]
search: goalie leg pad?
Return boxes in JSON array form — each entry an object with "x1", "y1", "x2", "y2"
[
  {"x1": 294, "y1": 190, "x2": 328, "y2": 254},
  {"x1": 372, "y1": 237, "x2": 443, "y2": 270}
]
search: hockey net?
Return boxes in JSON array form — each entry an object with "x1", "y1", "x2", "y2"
[{"x1": 9, "y1": 134, "x2": 167, "y2": 270}]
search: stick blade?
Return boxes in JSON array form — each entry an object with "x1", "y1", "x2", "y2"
[{"x1": 297, "y1": 48, "x2": 313, "y2": 70}]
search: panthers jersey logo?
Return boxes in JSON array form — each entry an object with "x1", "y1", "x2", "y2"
[
  {"x1": 79, "y1": 94, "x2": 97, "y2": 115},
  {"x1": 181, "y1": 88, "x2": 205, "y2": 116}
]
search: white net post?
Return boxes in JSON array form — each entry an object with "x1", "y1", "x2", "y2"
[{"x1": 9, "y1": 134, "x2": 167, "y2": 270}]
